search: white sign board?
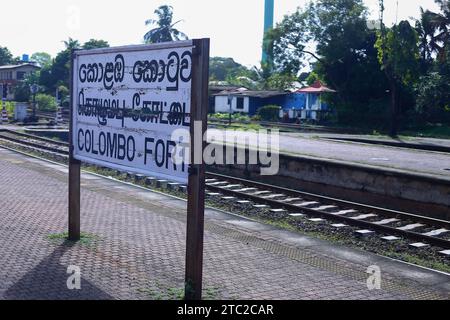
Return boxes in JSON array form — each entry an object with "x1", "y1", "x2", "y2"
[{"x1": 72, "y1": 41, "x2": 193, "y2": 183}]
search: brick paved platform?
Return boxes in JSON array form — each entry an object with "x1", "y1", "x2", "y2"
[{"x1": 0, "y1": 147, "x2": 449, "y2": 300}]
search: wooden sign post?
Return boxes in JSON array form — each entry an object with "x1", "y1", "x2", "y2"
[
  {"x1": 69, "y1": 50, "x2": 81, "y2": 242},
  {"x1": 185, "y1": 39, "x2": 209, "y2": 300},
  {"x1": 69, "y1": 39, "x2": 210, "y2": 299}
]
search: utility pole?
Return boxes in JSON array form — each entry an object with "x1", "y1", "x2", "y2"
[{"x1": 379, "y1": 0, "x2": 399, "y2": 137}]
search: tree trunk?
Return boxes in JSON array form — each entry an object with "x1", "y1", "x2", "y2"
[{"x1": 389, "y1": 81, "x2": 399, "y2": 137}]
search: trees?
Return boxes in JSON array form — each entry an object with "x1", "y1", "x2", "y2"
[
  {"x1": 83, "y1": 39, "x2": 110, "y2": 50},
  {"x1": 144, "y1": 5, "x2": 188, "y2": 43},
  {"x1": 377, "y1": 1, "x2": 420, "y2": 136},
  {"x1": 263, "y1": 9, "x2": 310, "y2": 76},
  {"x1": 38, "y1": 38, "x2": 109, "y2": 93},
  {"x1": 31, "y1": 52, "x2": 52, "y2": 68},
  {"x1": 63, "y1": 38, "x2": 81, "y2": 51},
  {"x1": 415, "y1": 41, "x2": 450, "y2": 123},
  {"x1": 266, "y1": 0, "x2": 390, "y2": 125},
  {"x1": 0, "y1": 46, "x2": 14, "y2": 66},
  {"x1": 209, "y1": 57, "x2": 251, "y2": 81},
  {"x1": 427, "y1": 0, "x2": 450, "y2": 61}
]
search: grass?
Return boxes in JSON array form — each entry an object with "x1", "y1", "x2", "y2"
[
  {"x1": 385, "y1": 252, "x2": 450, "y2": 274},
  {"x1": 47, "y1": 232, "x2": 101, "y2": 246},
  {"x1": 400, "y1": 124, "x2": 450, "y2": 139},
  {"x1": 138, "y1": 283, "x2": 221, "y2": 300}
]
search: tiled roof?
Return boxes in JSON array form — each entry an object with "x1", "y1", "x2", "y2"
[{"x1": 296, "y1": 80, "x2": 336, "y2": 93}]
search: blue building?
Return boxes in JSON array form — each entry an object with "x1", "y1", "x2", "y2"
[
  {"x1": 213, "y1": 81, "x2": 335, "y2": 121},
  {"x1": 213, "y1": 89, "x2": 287, "y2": 115},
  {"x1": 293, "y1": 81, "x2": 336, "y2": 120}
]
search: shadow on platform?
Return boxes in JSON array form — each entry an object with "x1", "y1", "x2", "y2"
[{"x1": 4, "y1": 241, "x2": 113, "y2": 300}]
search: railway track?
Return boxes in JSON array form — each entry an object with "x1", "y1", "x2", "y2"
[
  {"x1": 1, "y1": 129, "x2": 449, "y2": 252},
  {"x1": 35, "y1": 110, "x2": 70, "y2": 123}
]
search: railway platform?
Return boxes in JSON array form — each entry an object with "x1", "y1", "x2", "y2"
[
  {"x1": 2, "y1": 124, "x2": 450, "y2": 180},
  {"x1": 258, "y1": 132, "x2": 450, "y2": 181},
  {"x1": 0, "y1": 147, "x2": 449, "y2": 300}
]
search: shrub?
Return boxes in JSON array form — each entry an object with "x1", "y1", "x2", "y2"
[
  {"x1": 1, "y1": 101, "x2": 15, "y2": 117},
  {"x1": 14, "y1": 83, "x2": 30, "y2": 102},
  {"x1": 35, "y1": 94, "x2": 57, "y2": 112},
  {"x1": 257, "y1": 105, "x2": 280, "y2": 122}
]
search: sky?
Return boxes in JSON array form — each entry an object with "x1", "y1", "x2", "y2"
[{"x1": 0, "y1": 0, "x2": 440, "y2": 67}]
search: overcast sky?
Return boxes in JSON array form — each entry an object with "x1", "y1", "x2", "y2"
[{"x1": 0, "y1": 0, "x2": 440, "y2": 67}]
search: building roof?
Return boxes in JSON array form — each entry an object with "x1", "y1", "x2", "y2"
[
  {"x1": 214, "y1": 89, "x2": 287, "y2": 98},
  {"x1": 0, "y1": 63, "x2": 40, "y2": 71},
  {"x1": 296, "y1": 80, "x2": 336, "y2": 93},
  {"x1": 209, "y1": 85, "x2": 244, "y2": 93}
]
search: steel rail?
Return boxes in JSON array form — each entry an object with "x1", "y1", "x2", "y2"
[{"x1": 206, "y1": 183, "x2": 450, "y2": 249}]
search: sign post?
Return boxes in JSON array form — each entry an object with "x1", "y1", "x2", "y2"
[
  {"x1": 185, "y1": 38, "x2": 209, "y2": 300},
  {"x1": 69, "y1": 50, "x2": 81, "y2": 241},
  {"x1": 69, "y1": 39, "x2": 210, "y2": 299}
]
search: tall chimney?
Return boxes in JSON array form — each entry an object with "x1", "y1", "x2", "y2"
[{"x1": 262, "y1": 0, "x2": 274, "y2": 64}]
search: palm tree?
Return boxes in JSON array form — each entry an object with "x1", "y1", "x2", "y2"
[
  {"x1": 416, "y1": 8, "x2": 438, "y2": 64},
  {"x1": 144, "y1": 5, "x2": 188, "y2": 44},
  {"x1": 427, "y1": 0, "x2": 450, "y2": 61},
  {"x1": 63, "y1": 38, "x2": 81, "y2": 51}
]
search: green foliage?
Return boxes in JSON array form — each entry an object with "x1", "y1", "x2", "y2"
[
  {"x1": 263, "y1": 10, "x2": 310, "y2": 75},
  {"x1": 209, "y1": 57, "x2": 253, "y2": 81},
  {"x1": 144, "y1": 5, "x2": 188, "y2": 43},
  {"x1": 266, "y1": 73, "x2": 297, "y2": 91},
  {"x1": 0, "y1": 46, "x2": 14, "y2": 65},
  {"x1": 415, "y1": 53, "x2": 450, "y2": 122},
  {"x1": 266, "y1": 0, "x2": 390, "y2": 128},
  {"x1": 209, "y1": 113, "x2": 251, "y2": 122},
  {"x1": 376, "y1": 21, "x2": 420, "y2": 86},
  {"x1": 1, "y1": 101, "x2": 15, "y2": 117},
  {"x1": 58, "y1": 85, "x2": 70, "y2": 107},
  {"x1": 14, "y1": 83, "x2": 30, "y2": 102},
  {"x1": 35, "y1": 93, "x2": 57, "y2": 112},
  {"x1": 63, "y1": 38, "x2": 81, "y2": 51},
  {"x1": 82, "y1": 39, "x2": 110, "y2": 50},
  {"x1": 31, "y1": 52, "x2": 52, "y2": 68},
  {"x1": 13, "y1": 71, "x2": 40, "y2": 102},
  {"x1": 306, "y1": 71, "x2": 320, "y2": 85},
  {"x1": 39, "y1": 49, "x2": 70, "y2": 92},
  {"x1": 425, "y1": 0, "x2": 450, "y2": 61},
  {"x1": 257, "y1": 105, "x2": 280, "y2": 122},
  {"x1": 37, "y1": 38, "x2": 109, "y2": 93}
]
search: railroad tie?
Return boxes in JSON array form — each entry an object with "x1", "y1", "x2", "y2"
[
  {"x1": 311, "y1": 205, "x2": 338, "y2": 211},
  {"x1": 234, "y1": 188, "x2": 258, "y2": 193},
  {"x1": 422, "y1": 229, "x2": 449, "y2": 237},
  {"x1": 374, "y1": 218, "x2": 400, "y2": 225},
  {"x1": 262, "y1": 194, "x2": 286, "y2": 199},
  {"x1": 294, "y1": 201, "x2": 319, "y2": 207},
  {"x1": 351, "y1": 214, "x2": 378, "y2": 221},
  {"x1": 330, "y1": 209, "x2": 357, "y2": 216},
  {"x1": 397, "y1": 224, "x2": 424, "y2": 231},
  {"x1": 279, "y1": 198, "x2": 302, "y2": 203},
  {"x1": 250, "y1": 191, "x2": 272, "y2": 196}
]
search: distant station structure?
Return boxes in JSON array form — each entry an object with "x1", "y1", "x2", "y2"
[
  {"x1": 212, "y1": 80, "x2": 336, "y2": 121},
  {"x1": 0, "y1": 55, "x2": 40, "y2": 101}
]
